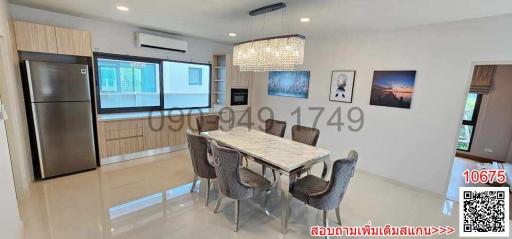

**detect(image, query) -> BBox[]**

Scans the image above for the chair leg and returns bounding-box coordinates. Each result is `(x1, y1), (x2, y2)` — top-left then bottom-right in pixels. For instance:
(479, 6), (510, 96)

(322, 210), (328, 227)
(205, 179), (211, 206)
(214, 193), (223, 213)
(190, 175), (198, 193)
(262, 165), (266, 176)
(272, 169), (276, 181)
(263, 189), (271, 216)
(335, 207), (342, 225)
(234, 200), (240, 232)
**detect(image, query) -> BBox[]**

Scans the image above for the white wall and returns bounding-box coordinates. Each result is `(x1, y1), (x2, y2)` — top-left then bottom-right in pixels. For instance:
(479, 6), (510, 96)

(0, 0), (22, 237)
(252, 14), (512, 195)
(9, 4), (232, 64)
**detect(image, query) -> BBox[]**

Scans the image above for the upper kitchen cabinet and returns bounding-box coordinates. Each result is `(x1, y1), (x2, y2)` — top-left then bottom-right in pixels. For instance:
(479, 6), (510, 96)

(227, 53), (250, 88)
(13, 21), (58, 54)
(55, 27), (92, 56)
(12, 21), (92, 57)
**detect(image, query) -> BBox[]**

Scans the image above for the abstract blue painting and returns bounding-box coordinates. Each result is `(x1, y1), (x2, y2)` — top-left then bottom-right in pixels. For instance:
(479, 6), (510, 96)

(268, 71), (310, 98)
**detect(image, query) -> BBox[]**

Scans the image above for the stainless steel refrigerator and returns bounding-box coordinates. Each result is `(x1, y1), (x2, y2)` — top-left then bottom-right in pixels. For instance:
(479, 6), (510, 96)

(26, 61), (96, 178)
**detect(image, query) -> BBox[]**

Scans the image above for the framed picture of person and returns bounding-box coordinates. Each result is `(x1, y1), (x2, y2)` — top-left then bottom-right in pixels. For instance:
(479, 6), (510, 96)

(329, 70), (356, 103)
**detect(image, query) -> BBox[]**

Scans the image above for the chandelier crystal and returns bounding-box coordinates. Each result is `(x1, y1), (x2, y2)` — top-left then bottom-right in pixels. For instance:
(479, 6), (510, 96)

(233, 34), (305, 72)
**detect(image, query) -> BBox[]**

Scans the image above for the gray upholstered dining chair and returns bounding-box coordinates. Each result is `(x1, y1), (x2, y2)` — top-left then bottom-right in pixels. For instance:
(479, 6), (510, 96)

(186, 131), (217, 206)
(196, 115), (219, 133)
(209, 140), (272, 232)
(261, 119), (287, 179)
(265, 119), (286, 137)
(292, 125), (320, 146)
(291, 125), (324, 178)
(291, 150), (358, 226)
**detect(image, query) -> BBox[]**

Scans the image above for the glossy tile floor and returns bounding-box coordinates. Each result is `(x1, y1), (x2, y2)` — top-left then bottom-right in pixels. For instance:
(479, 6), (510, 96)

(446, 157), (482, 202)
(19, 150), (461, 239)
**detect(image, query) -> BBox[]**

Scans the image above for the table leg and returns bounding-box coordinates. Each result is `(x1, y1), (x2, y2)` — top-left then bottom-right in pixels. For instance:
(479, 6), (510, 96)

(280, 172), (297, 234)
(280, 172), (290, 234)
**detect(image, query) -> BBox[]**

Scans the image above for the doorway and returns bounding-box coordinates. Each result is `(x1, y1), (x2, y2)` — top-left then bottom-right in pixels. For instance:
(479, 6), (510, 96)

(446, 64), (512, 201)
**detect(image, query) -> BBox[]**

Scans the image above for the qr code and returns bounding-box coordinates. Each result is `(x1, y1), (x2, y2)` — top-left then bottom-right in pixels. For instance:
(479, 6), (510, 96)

(459, 187), (509, 237)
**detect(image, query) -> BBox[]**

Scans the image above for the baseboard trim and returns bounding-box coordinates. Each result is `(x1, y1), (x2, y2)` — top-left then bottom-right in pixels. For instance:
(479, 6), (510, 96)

(100, 144), (188, 165)
(456, 152), (496, 163)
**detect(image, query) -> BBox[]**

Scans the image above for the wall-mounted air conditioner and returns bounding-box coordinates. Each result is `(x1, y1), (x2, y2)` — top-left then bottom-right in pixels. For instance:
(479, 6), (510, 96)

(135, 32), (188, 53)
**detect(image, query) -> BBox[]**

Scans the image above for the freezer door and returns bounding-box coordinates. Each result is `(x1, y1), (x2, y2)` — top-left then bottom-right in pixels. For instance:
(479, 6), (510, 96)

(32, 102), (96, 178)
(26, 61), (90, 102)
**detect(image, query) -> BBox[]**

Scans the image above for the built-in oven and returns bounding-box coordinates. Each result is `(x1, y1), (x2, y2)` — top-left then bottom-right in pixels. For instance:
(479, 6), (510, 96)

(230, 88), (248, 106)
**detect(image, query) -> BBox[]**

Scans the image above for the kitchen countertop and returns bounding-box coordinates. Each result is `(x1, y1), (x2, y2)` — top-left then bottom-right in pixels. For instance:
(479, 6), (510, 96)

(97, 106), (249, 121)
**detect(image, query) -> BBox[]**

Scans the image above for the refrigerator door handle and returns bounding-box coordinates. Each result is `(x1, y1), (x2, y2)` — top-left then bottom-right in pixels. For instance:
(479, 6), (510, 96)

(25, 61), (35, 101)
(31, 103), (46, 178)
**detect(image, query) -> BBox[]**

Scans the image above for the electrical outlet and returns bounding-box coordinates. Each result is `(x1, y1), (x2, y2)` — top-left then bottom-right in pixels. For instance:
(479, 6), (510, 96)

(484, 148), (494, 153)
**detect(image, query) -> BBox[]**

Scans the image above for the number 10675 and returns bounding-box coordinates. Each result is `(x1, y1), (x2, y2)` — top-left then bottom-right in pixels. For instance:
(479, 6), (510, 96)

(463, 169), (507, 184)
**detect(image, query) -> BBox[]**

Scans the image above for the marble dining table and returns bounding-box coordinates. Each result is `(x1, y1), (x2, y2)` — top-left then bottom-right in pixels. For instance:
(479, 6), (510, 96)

(201, 127), (331, 234)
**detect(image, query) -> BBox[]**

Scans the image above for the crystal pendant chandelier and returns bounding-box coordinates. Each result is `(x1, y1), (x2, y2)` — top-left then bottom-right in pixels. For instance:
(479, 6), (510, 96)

(233, 3), (305, 72)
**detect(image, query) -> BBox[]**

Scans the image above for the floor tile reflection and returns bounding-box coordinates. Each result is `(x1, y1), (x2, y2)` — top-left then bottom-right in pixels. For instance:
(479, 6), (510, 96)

(19, 149), (462, 239)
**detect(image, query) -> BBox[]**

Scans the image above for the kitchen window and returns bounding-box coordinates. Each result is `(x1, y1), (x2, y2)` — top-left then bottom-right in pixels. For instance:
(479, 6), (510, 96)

(457, 93), (482, 151)
(163, 61), (211, 109)
(94, 53), (211, 113)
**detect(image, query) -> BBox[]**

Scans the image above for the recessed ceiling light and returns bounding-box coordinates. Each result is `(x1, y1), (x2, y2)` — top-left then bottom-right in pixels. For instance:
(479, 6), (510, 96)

(228, 33), (237, 37)
(116, 5), (129, 11)
(300, 17), (310, 23)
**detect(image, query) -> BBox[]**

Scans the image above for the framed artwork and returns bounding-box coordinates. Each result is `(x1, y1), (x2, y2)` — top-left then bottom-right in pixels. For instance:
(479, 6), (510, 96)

(268, 71), (310, 98)
(369, 70), (416, 109)
(329, 70), (356, 103)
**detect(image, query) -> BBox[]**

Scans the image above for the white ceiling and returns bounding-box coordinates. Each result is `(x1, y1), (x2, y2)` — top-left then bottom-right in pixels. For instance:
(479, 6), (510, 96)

(9, 0), (512, 43)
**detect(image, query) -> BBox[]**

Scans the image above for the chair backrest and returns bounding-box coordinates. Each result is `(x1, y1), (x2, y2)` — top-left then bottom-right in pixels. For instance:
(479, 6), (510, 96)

(292, 125), (320, 146)
(186, 131), (216, 179)
(309, 150), (358, 210)
(265, 119), (286, 137)
(196, 115), (220, 133)
(209, 140), (254, 200)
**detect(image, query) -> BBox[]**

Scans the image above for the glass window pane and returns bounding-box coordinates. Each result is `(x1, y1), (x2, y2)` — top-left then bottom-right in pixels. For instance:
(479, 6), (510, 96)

(457, 125), (474, 151)
(97, 58), (160, 109)
(163, 61), (210, 109)
(188, 67), (202, 85)
(463, 93), (479, 121)
(99, 66), (117, 92)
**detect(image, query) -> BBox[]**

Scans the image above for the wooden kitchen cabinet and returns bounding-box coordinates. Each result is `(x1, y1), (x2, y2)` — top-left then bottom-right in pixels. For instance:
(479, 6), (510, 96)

(55, 26), (92, 56)
(168, 115), (197, 146)
(97, 113), (217, 164)
(143, 118), (169, 150)
(13, 21), (58, 53)
(99, 119), (144, 157)
(227, 54), (250, 88)
(12, 21), (92, 57)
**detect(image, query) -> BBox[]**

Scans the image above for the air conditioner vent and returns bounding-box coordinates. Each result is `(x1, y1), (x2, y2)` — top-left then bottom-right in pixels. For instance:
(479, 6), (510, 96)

(135, 32), (187, 53)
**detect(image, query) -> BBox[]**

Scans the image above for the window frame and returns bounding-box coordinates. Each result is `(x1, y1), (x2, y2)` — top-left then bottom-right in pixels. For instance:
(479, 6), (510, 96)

(458, 93), (483, 152)
(94, 52), (212, 114)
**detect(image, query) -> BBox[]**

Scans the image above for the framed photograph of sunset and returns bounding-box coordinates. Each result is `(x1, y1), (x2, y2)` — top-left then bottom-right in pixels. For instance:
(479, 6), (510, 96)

(369, 71), (416, 109)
